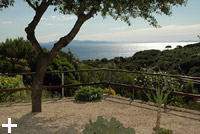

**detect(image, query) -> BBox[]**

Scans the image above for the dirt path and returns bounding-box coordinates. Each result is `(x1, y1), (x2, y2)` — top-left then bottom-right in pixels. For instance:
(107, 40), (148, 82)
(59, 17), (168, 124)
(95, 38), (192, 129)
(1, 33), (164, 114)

(0, 96), (200, 134)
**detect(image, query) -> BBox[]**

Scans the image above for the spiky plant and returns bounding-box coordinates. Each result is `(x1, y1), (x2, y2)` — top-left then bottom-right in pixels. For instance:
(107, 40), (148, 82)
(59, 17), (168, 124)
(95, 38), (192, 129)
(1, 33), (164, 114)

(83, 116), (135, 134)
(146, 89), (170, 128)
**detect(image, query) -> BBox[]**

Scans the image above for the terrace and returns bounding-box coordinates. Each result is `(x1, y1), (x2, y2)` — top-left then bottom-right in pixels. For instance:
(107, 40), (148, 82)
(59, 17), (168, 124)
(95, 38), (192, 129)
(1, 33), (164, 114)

(0, 68), (200, 134)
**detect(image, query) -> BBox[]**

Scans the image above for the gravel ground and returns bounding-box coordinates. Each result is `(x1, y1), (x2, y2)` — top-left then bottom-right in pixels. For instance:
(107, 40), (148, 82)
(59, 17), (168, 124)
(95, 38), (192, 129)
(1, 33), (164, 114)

(0, 96), (200, 134)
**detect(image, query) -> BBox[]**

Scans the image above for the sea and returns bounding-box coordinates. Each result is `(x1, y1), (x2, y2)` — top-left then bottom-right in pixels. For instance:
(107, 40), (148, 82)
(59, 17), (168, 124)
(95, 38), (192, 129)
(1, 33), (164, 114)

(64, 42), (198, 60)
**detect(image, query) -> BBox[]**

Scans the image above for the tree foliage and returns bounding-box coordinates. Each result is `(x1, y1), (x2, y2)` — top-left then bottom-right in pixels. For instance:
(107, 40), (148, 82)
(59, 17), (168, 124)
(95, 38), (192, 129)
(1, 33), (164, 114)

(0, 0), (14, 10)
(25, 0), (187, 27)
(0, 38), (35, 73)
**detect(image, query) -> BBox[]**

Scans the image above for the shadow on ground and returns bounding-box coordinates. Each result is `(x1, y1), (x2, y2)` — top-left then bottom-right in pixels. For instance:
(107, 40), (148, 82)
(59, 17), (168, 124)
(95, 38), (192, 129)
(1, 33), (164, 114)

(0, 112), (81, 134)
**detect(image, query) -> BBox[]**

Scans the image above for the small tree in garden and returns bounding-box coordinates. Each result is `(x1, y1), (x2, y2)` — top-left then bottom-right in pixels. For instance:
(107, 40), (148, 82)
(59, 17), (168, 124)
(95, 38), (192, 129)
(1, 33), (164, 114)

(2, 0), (187, 112)
(154, 89), (170, 128)
(146, 89), (171, 133)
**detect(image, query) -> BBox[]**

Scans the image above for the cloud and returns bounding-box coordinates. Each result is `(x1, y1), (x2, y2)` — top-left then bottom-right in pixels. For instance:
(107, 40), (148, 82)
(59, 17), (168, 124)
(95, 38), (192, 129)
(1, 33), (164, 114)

(39, 15), (76, 27)
(36, 24), (200, 42)
(37, 33), (65, 42)
(41, 17), (48, 21)
(0, 21), (12, 24)
(45, 23), (54, 26)
(111, 26), (128, 31)
(50, 15), (76, 21)
(76, 24), (200, 41)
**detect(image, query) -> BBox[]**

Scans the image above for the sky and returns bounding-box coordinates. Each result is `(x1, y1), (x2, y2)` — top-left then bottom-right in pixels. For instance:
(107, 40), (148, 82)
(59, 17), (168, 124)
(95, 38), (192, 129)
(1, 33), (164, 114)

(0, 0), (200, 43)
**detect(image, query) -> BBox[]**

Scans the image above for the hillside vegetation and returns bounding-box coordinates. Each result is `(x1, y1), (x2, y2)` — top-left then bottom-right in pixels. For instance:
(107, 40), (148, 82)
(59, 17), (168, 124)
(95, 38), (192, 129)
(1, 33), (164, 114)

(83, 42), (200, 77)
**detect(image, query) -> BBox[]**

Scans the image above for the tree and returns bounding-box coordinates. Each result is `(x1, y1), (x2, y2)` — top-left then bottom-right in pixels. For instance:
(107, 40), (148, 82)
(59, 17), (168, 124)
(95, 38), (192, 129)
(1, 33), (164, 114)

(0, 38), (36, 73)
(165, 45), (172, 49)
(145, 89), (171, 133)
(21, 0), (187, 112)
(0, 0), (14, 10)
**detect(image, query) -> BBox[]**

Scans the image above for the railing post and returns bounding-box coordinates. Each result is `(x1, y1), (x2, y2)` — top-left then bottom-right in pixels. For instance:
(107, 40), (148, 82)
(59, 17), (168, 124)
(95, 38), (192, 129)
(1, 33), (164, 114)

(88, 71), (90, 83)
(20, 75), (24, 102)
(109, 71), (111, 95)
(130, 73), (135, 104)
(61, 72), (65, 98)
(104, 70), (111, 100)
(164, 77), (168, 112)
(94, 71), (96, 83)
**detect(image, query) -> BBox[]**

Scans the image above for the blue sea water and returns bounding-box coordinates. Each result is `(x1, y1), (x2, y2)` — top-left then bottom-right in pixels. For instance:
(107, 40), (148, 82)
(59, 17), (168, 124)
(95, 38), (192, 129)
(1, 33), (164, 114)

(64, 42), (197, 60)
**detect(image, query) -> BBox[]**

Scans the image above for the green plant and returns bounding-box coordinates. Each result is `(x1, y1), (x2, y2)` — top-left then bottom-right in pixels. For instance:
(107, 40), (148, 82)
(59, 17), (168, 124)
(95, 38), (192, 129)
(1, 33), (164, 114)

(183, 80), (198, 102)
(74, 86), (103, 102)
(83, 116), (135, 134)
(153, 127), (173, 134)
(145, 89), (170, 128)
(104, 88), (117, 96)
(0, 75), (27, 102)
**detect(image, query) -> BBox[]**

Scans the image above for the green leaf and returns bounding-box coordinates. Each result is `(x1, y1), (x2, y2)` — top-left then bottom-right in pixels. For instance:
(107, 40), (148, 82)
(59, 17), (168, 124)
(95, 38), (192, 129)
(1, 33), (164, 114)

(82, 116), (135, 134)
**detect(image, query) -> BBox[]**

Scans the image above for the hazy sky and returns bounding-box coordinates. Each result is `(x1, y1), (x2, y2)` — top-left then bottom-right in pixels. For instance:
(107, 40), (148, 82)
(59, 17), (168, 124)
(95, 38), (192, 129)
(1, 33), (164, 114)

(0, 1), (200, 43)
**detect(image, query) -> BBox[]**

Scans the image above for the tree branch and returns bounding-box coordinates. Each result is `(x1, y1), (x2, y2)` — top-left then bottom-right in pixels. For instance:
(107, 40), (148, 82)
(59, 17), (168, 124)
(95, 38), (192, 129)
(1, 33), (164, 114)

(85, 8), (97, 20)
(85, 0), (101, 20)
(26, 0), (37, 11)
(25, 0), (50, 55)
(77, 0), (86, 16)
(49, 1), (99, 59)
(50, 15), (86, 59)
(49, 1), (86, 58)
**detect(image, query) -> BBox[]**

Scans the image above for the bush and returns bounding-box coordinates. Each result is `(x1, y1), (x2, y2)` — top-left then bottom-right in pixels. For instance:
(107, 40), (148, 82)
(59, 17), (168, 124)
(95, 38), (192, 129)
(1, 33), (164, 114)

(74, 86), (103, 101)
(0, 75), (26, 102)
(153, 127), (173, 134)
(83, 116), (135, 134)
(183, 81), (197, 102)
(104, 88), (116, 95)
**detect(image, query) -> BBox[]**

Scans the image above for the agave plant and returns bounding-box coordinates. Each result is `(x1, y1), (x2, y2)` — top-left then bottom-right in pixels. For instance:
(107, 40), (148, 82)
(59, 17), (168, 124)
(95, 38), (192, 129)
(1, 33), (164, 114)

(146, 89), (170, 128)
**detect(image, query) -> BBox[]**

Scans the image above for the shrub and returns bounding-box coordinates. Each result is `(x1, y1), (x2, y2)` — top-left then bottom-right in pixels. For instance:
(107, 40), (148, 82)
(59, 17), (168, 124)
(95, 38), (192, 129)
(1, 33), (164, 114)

(153, 127), (173, 134)
(183, 81), (197, 102)
(83, 116), (135, 134)
(104, 88), (117, 96)
(74, 86), (103, 101)
(0, 75), (26, 102)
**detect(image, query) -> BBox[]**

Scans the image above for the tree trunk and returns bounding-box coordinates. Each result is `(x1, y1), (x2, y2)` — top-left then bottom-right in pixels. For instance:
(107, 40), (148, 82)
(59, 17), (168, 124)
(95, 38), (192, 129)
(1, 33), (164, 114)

(24, 0), (97, 113)
(156, 107), (161, 128)
(32, 54), (50, 112)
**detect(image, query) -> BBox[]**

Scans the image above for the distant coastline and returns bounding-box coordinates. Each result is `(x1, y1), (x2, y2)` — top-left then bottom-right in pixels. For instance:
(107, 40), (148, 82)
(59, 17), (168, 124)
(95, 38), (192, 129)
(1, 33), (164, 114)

(41, 40), (199, 60)
(40, 40), (199, 45)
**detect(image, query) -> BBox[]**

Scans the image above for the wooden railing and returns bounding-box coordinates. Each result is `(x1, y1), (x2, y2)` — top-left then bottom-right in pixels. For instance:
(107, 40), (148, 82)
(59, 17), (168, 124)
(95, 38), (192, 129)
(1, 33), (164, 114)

(1, 68), (200, 108)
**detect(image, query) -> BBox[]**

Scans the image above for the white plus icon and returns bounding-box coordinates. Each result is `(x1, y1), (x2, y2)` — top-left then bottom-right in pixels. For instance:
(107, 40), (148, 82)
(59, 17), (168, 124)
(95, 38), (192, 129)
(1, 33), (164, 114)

(2, 118), (17, 133)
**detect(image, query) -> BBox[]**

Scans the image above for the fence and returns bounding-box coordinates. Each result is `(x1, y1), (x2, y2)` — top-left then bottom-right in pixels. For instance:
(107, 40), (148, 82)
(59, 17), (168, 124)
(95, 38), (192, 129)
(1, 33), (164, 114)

(0, 68), (200, 111)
